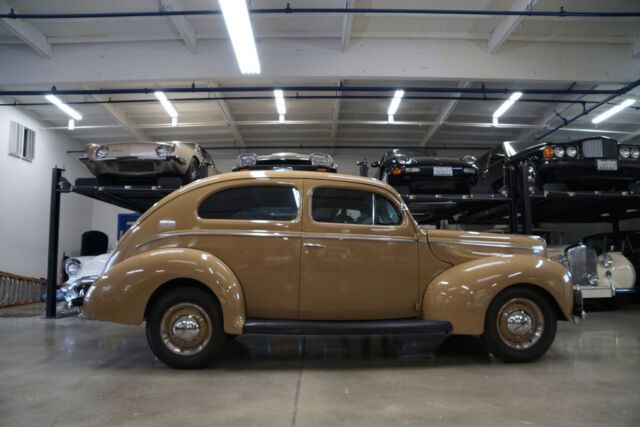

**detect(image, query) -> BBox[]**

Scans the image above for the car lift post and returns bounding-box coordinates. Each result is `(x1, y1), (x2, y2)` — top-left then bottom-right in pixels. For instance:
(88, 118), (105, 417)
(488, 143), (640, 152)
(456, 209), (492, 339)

(45, 167), (64, 318)
(506, 165), (519, 234)
(519, 162), (533, 235)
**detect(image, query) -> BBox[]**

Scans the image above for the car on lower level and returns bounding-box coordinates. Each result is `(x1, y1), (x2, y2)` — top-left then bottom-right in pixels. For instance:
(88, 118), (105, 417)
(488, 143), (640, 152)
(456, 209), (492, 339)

(80, 141), (220, 185)
(83, 171), (583, 368)
(583, 231), (640, 290)
(60, 253), (110, 311)
(371, 149), (479, 194)
(232, 152), (337, 172)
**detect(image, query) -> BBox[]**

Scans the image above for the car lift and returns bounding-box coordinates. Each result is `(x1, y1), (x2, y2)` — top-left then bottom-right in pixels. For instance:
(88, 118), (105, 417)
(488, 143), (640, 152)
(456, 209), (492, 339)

(45, 164), (640, 317)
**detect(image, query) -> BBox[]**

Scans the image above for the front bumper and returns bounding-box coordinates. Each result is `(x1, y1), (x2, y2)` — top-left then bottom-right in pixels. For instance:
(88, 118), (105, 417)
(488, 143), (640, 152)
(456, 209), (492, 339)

(537, 158), (640, 190)
(61, 276), (99, 310)
(80, 155), (187, 177)
(572, 286), (586, 323)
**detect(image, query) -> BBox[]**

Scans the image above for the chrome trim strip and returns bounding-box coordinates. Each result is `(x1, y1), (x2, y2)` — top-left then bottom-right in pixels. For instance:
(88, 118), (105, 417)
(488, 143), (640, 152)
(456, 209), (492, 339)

(137, 230), (417, 248)
(430, 239), (544, 252)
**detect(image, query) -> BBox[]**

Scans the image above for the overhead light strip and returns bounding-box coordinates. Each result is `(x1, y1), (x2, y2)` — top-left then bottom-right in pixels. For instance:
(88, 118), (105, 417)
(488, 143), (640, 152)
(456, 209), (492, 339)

(387, 90), (404, 122)
(274, 89), (286, 121)
(492, 91), (522, 125)
(219, 0), (261, 75)
(45, 94), (82, 121)
(154, 91), (179, 126)
(592, 99), (636, 124)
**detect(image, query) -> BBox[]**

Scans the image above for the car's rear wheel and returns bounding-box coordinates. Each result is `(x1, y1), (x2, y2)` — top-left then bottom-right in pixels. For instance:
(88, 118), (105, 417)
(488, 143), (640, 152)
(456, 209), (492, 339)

(183, 158), (199, 184)
(482, 286), (556, 363)
(146, 287), (226, 369)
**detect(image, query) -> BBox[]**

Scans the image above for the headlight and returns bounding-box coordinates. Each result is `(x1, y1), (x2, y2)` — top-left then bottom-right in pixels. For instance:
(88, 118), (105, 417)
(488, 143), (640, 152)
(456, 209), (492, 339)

(631, 147), (640, 159)
(599, 254), (614, 268)
(462, 155), (477, 165)
(566, 146), (578, 158)
(155, 143), (174, 157)
(396, 154), (411, 165)
(310, 153), (333, 167)
(236, 153), (257, 168)
(554, 146), (565, 158)
(95, 145), (109, 159)
(620, 147), (630, 158)
(64, 258), (81, 276)
(551, 255), (569, 269)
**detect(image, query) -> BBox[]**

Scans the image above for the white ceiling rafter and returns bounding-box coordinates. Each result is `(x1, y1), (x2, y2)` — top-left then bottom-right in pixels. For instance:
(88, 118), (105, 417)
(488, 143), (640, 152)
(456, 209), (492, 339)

(208, 83), (246, 149)
(488, 0), (540, 55)
(0, 0), (51, 58)
(420, 81), (471, 146)
(157, 0), (197, 53)
(340, 0), (357, 52)
(632, 35), (640, 58)
(81, 84), (148, 140)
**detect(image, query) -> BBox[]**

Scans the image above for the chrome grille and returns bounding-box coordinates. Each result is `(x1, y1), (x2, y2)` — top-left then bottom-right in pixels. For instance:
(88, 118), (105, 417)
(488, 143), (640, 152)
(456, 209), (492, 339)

(582, 138), (618, 159)
(565, 244), (597, 287)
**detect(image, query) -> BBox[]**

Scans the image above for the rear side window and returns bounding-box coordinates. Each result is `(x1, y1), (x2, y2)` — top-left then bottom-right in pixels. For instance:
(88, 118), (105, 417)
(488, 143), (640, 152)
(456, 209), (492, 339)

(312, 188), (402, 226)
(199, 186), (299, 221)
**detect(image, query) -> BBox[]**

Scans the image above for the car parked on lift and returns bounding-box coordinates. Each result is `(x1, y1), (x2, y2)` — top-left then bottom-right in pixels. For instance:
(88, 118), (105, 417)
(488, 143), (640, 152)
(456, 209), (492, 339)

(583, 231), (640, 288)
(80, 141), (220, 185)
(83, 170), (584, 369)
(371, 149), (479, 194)
(477, 137), (640, 193)
(232, 152), (337, 172)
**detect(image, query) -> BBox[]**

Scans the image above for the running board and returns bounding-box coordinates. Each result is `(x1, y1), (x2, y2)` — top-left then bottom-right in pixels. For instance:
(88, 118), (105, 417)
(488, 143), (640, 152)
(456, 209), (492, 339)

(243, 318), (452, 335)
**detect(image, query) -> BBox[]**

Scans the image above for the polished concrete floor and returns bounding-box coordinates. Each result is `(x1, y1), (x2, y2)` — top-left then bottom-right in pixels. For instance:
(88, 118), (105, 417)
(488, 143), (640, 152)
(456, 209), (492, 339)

(0, 303), (639, 427)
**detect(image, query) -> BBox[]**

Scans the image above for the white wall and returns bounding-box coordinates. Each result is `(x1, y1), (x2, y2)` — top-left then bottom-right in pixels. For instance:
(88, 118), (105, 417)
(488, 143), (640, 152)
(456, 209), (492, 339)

(90, 201), (134, 249)
(0, 106), (94, 279)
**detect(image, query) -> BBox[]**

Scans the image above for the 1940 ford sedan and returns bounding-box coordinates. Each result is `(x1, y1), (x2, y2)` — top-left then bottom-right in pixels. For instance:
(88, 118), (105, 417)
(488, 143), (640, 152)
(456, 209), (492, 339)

(83, 171), (583, 368)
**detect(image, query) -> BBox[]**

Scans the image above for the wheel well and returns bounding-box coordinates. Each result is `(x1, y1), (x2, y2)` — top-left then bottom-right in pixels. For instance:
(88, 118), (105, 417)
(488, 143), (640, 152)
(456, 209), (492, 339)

(144, 278), (219, 319)
(494, 283), (568, 321)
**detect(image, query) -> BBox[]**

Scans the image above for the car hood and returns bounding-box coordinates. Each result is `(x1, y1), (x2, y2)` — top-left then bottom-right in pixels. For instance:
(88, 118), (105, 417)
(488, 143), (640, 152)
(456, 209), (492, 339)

(426, 230), (546, 265)
(408, 156), (476, 168)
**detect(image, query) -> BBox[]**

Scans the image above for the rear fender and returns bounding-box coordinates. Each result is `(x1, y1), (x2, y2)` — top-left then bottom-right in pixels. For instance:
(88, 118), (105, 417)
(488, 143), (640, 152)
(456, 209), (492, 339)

(83, 248), (245, 334)
(421, 255), (573, 335)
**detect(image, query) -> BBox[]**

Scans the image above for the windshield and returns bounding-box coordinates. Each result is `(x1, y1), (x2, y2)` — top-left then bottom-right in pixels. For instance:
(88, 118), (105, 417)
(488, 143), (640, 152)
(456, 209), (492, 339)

(394, 149), (438, 157)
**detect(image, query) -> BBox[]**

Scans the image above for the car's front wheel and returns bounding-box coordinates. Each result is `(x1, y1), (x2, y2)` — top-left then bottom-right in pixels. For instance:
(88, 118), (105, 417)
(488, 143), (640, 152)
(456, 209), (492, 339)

(146, 287), (226, 369)
(482, 286), (556, 363)
(183, 158), (199, 184)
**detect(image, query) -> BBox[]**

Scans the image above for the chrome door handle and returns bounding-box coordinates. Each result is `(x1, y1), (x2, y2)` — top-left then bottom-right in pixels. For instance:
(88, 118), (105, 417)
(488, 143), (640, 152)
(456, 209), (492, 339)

(303, 242), (326, 248)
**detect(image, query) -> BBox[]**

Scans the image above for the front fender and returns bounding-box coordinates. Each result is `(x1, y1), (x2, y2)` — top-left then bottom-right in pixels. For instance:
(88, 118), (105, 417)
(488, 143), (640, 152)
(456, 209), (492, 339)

(421, 255), (573, 335)
(83, 248), (246, 334)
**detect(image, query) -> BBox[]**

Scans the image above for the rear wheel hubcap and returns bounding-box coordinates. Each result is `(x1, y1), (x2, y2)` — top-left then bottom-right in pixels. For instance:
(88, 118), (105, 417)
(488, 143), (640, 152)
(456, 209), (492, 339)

(160, 302), (212, 356)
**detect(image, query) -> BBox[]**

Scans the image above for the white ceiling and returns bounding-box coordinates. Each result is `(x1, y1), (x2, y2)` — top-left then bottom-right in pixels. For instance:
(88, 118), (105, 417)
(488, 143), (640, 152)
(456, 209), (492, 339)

(0, 0), (639, 155)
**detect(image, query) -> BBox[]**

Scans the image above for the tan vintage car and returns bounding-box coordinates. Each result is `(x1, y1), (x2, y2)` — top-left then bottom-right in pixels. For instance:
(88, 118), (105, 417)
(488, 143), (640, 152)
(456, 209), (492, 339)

(83, 171), (584, 368)
(80, 141), (220, 184)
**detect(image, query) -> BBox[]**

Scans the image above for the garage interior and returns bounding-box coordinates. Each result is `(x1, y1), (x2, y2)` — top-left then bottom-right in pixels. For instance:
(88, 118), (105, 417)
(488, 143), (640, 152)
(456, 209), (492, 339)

(1, 1), (640, 425)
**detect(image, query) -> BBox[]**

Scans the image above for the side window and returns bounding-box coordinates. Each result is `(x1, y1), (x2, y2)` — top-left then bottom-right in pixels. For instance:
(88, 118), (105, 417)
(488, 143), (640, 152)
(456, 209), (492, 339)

(198, 186), (299, 221)
(311, 188), (402, 226)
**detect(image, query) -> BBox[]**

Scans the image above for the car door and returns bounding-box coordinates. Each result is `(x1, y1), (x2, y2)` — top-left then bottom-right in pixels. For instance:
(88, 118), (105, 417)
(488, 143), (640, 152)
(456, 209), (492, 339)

(299, 179), (420, 320)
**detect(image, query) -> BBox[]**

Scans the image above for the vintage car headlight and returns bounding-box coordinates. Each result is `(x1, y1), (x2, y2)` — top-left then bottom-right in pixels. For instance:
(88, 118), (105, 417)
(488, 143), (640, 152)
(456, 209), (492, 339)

(396, 154), (411, 165)
(237, 153), (257, 168)
(95, 145), (109, 159)
(553, 146), (565, 158)
(631, 147), (640, 159)
(566, 146), (578, 158)
(598, 253), (614, 268)
(462, 155), (477, 165)
(155, 143), (174, 157)
(310, 153), (333, 167)
(64, 258), (81, 276)
(620, 147), (630, 158)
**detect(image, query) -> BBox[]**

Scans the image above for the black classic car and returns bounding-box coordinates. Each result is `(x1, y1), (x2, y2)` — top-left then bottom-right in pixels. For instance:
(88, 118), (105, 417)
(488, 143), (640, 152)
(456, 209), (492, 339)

(583, 231), (640, 287)
(478, 137), (640, 192)
(371, 149), (479, 194)
(232, 152), (337, 172)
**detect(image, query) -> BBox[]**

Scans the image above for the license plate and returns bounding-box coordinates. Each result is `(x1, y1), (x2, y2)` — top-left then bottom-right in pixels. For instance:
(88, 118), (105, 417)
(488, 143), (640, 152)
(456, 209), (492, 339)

(433, 166), (453, 176)
(273, 166), (293, 171)
(596, 160), (618, 171)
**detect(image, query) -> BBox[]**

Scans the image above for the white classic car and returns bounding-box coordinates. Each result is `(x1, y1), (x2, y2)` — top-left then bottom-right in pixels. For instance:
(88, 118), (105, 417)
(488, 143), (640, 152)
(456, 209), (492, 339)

(60, 253), (110, 311)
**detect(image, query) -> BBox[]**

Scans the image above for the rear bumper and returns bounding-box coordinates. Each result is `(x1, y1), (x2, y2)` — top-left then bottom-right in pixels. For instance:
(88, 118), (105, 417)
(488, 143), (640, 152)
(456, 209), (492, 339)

(388, 167), (478, 193)
(80, 156), (187, 177)
(232, 165), (337, 173)
(537, 159), (640, 190)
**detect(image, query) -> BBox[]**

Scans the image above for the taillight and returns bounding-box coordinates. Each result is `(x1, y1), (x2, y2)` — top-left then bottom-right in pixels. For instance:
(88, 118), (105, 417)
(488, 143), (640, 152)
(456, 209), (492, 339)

(316, 168), (327, 172)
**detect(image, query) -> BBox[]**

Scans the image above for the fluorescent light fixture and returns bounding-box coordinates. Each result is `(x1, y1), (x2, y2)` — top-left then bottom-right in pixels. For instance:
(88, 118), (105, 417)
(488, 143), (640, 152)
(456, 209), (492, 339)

(279, 114), (285, 123)
(274, 89), (286, 115)
(388, 114), (394, 123)
(592, 99), (636, 124)
(171, 117), (178, 127)
(492, 92), (523, 124)
(45, 95), (82, 120)
(154, 91), (178, 118)
(67, 119), (75, 130)
(219, 0), (261, 74)
(387, 90), (404, 116)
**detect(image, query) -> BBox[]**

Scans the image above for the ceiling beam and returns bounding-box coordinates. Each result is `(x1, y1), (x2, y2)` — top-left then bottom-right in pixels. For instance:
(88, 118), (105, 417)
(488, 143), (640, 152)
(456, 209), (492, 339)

(632, 35), (640, 58)
(420, 81), (470, 146)
(488, 0), (539, 55)
(157, 0), (196, 53)
(209, 83), (246, 148)
(340, 0), (357, 52)
(0, 0), (51, 58)
(82, 84), (148, 140)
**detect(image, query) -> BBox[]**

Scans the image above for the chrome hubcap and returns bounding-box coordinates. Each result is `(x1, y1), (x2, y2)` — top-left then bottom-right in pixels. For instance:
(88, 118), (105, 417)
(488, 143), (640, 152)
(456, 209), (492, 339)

(160, 303), (212, 356)
(497, 298), (544, 350)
